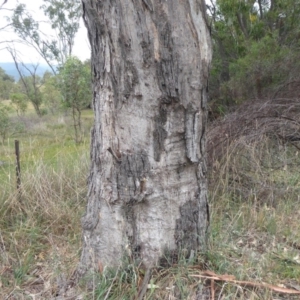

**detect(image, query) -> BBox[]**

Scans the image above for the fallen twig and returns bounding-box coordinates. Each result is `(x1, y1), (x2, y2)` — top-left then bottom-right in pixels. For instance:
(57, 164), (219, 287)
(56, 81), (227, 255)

(191, 270), (300, 296)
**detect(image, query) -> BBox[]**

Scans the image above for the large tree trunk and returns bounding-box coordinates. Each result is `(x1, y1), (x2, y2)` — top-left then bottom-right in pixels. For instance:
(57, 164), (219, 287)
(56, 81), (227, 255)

(78, 0), (211, 273)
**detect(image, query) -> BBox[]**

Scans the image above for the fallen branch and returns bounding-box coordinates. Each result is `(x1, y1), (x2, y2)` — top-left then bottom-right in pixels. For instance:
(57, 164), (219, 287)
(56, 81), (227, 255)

(191, 270), (300, 295)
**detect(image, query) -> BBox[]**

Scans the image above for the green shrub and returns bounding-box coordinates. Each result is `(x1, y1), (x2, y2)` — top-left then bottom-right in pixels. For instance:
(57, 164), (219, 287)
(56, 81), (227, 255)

(0, 104), (12, 143)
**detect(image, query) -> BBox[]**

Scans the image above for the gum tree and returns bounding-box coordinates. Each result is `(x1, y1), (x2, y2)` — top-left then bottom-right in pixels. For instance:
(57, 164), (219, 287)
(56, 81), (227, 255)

(58, 56), (91, 143)
(77, 0), (211, 275)
(0, 67), (14, 100)
(10, 0), (82, 72)
(8, 47), (44, 117)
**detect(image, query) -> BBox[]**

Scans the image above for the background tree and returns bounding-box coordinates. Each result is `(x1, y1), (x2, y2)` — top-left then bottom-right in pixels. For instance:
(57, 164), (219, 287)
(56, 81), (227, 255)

(8, 47), (44, 117)
(76, 0), (211, 277)
(58, 56), (91, 143)
(0, 103), (11, 143)
(4, 0), (84, 118)
(41, 71), (62, 115)
(41, 0), (81, 64)
(10, 0), (82, 72)
(10, 3), (57, 74)
(0, 0), (13, 35)
(207, 0), (300, 115)
(10, 92), (28, 116)
(0, 67), (14, 100)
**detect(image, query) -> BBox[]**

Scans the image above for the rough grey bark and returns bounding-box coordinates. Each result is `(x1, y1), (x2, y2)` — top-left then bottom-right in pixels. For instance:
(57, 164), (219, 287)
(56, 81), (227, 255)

(78, 0), (211, 274)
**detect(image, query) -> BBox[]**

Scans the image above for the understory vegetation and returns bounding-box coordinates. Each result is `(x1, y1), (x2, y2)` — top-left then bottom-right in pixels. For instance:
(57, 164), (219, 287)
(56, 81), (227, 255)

(1, 102), (300, 299)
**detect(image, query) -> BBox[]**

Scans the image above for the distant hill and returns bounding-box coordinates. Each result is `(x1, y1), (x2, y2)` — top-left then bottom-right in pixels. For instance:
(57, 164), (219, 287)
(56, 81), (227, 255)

(0, 62), (53, 81)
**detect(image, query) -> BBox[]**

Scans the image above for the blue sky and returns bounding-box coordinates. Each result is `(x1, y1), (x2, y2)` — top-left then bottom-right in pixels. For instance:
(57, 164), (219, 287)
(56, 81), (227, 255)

(0, 0), (90, 63)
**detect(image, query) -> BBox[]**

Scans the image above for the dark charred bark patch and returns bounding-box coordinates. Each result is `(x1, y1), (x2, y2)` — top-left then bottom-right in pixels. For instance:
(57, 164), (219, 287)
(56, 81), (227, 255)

(153, 106), (168, 161)
(119, 150), (151, 262)
(124, 61), (139, 99)
(159, 96), (180, 105)
(111, 59), (138, 107)
(155, 21), (180, 99)
(142, 0), (153, 12)
(156, 57), (179, 98)
(119, 33), (131, 51)
(116, 150), (150, 203)
(92, 27), (102, 80)
(81, 126), (100, 232)
(81, 204), (99, 231)
(81, 180), (100, 231)
(133, 1), (154, 67)
(123, 202), (143, 261)
(141, 40), (152, 67)
(123, 203), (136, 255)
(175, 199), (200, 251)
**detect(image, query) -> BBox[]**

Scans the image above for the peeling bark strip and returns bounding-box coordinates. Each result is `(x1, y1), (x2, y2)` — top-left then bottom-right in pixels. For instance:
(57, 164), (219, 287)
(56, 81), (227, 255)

(78, 0), (211, 275)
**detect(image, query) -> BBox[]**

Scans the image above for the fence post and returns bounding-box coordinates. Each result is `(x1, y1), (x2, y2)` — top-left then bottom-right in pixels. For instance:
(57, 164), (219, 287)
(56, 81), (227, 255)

(15, 140), (21, 197)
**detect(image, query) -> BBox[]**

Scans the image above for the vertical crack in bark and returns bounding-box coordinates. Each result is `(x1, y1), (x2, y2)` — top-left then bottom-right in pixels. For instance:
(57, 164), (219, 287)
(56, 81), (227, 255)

(156, 21), (179, 99)
(200, 88), (208, 158)
(133, 1), (154, 67)
(197, 158), (209, 239)
(153, 105), (168, 161)
(142, 0), (153, 12)
(117, 150), (151, 261)
(175, 199), (200, 252)
(141, 40), (152, 67)
(81, 126), (101, 232)
(124, 61), (139, 99)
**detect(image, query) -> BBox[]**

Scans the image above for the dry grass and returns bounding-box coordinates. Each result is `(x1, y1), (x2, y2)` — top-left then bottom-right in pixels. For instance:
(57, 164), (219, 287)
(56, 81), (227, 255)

(0, 111), (91, 299)
(1, 101), (300, 299)
(0, 158), (89, 299)
(205, 97), (300, 299)
(207, 97), (300, 166)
